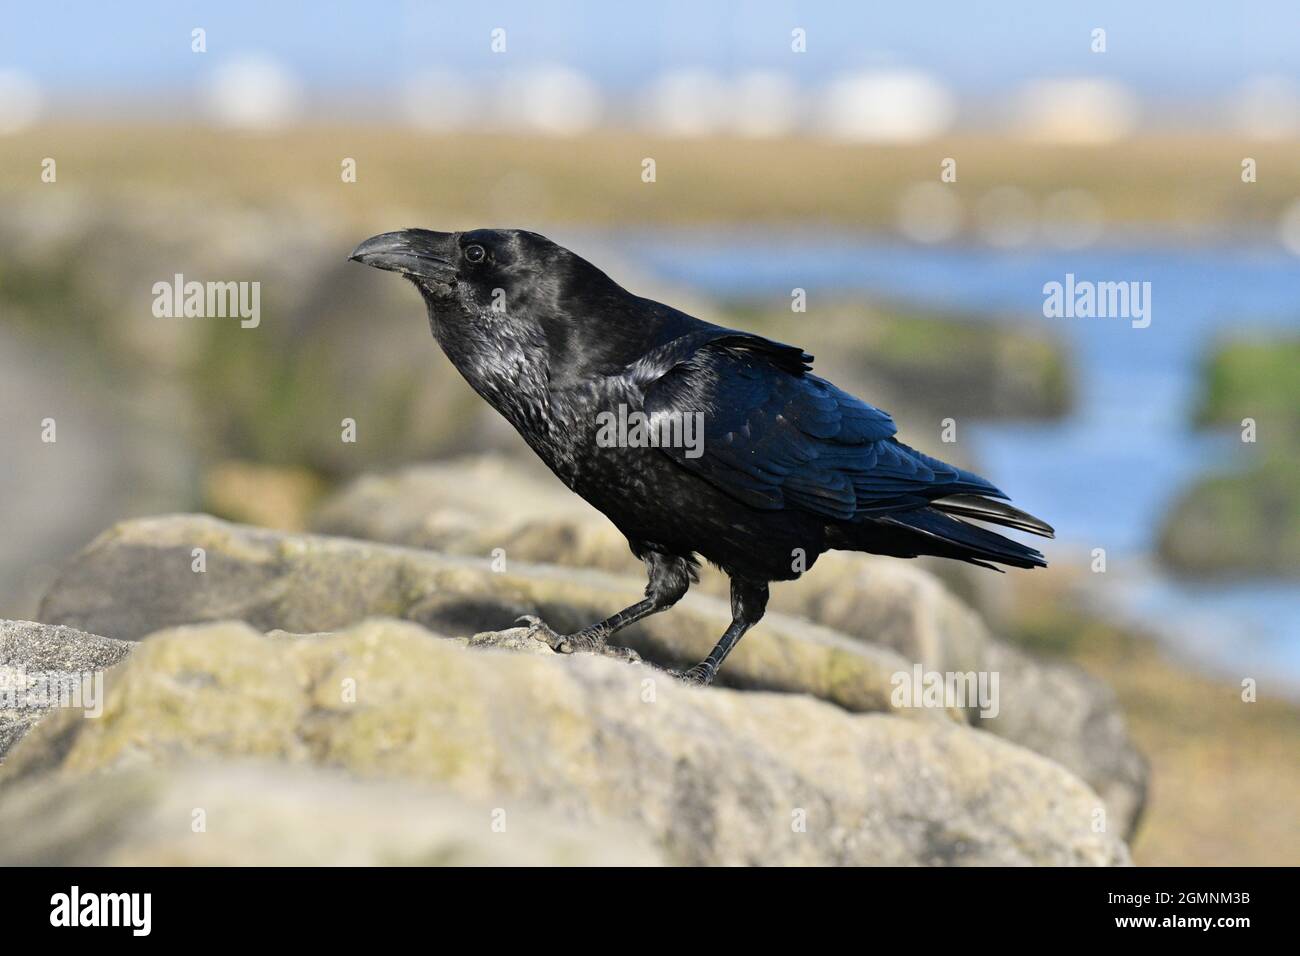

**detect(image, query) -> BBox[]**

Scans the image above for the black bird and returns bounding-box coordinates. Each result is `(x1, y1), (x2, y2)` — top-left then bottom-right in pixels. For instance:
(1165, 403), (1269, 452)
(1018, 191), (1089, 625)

(351, 228), (1054, 684)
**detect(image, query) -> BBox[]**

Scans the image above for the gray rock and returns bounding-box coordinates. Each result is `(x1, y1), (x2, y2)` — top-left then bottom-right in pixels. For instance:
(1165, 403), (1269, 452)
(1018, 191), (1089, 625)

(1, 618), (1130, 866)
(38, 514), (951, 724)
(313, 460), (1149, 836)
(0, 619), (133, 760)
(0, 760), (663, 866)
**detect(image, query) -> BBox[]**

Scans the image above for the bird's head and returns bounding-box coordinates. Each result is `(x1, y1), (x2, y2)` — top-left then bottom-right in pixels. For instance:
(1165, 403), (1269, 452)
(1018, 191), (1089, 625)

(350, 226), (638, 380)
(349, 226), (605, 316)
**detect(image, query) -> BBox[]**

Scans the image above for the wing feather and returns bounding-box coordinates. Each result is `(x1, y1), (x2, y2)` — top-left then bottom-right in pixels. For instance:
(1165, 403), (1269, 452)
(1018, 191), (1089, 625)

(641, 337), (1002, 520)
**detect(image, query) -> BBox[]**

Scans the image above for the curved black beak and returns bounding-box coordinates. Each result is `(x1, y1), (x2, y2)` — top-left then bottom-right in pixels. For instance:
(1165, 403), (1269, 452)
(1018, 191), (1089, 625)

(349, 229), (458, 282)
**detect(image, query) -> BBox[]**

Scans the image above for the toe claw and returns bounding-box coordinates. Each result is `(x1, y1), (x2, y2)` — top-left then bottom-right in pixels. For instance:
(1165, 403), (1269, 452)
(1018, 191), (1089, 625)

(677, 664), (714, 686)
(515, 615), (564, 649)
(601, 645), (641, 663)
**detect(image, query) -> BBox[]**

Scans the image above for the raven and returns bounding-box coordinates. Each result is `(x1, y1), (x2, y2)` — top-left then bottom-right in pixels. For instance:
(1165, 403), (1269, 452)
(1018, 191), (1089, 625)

(351, 228), (1053, 684)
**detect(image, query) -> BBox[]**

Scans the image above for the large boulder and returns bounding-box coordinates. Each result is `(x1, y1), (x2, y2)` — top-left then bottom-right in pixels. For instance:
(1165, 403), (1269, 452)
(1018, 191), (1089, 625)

(0, 760), (662, 866)
(313, 459), (1148, 835)
(0, 620), (132, 760)
(37, 514), (951, 723)
(1158, 456), (1300, 579)
(1, 618), (1129, 866)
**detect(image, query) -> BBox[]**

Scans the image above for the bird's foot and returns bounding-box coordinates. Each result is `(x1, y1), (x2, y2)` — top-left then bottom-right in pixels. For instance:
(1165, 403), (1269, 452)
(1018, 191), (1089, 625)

(598, 645), (642, 664)
(515, 614), (596, 653)
(676, 662), (716, 686)
(514, 616), (640, 663)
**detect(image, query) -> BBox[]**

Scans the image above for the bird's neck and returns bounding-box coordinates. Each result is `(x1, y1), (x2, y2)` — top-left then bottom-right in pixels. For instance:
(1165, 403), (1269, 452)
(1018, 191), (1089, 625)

(426, 303), (564, 443)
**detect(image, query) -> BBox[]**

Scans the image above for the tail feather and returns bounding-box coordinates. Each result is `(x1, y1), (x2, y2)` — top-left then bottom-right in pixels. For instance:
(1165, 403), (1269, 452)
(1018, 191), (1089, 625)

(878, 507), (1048, 571)
(931, 493), (1055, 538)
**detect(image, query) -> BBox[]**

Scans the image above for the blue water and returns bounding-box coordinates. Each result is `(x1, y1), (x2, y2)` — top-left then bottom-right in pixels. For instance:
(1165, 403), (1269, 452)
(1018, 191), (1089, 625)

(604, 230), (1300, 688)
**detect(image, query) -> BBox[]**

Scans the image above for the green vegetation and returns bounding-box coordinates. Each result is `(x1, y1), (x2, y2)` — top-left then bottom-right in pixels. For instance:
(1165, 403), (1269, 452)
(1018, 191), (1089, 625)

(1160, 335), (1300, 579)
(1196, 337), (1300, 437)
(1159, 458), (1300, 578)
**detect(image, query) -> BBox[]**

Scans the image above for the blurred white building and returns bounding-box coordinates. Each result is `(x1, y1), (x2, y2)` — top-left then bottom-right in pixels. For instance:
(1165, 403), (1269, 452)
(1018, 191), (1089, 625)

(494, 66), (603, 136)
(1232, 75), (1300, 140)
(1013, 78), (1139, 144)
(822, 69), (955, 142)
(0, 68), (42, 135)
(204, 56), (302, 129)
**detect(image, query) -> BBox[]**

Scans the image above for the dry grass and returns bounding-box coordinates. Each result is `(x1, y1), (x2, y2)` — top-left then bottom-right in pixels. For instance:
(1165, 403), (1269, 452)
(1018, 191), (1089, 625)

(1082, 636), (1300, 867)
(1006, 570), (1300, 867)
(2, 125), (1296, 232)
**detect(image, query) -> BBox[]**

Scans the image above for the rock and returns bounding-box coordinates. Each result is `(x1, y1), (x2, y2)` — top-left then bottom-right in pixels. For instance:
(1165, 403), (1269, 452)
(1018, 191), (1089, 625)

(1159, 334), (1300, 579)
(0, 620), (133, 760)
(201, 460), (327, 532)
(468, 625), (579, 656)
(0, 761), (662, 866)
(0, 325), (192, 621)
(312, 454), (589, 552)
(714, 302), (1072, 421)
(855, 307), (1072, 421)
(1, 619), (1129, 866)
(1158, 456), (1300, 579)
(312, 460), (1149, 837)
(1194, 335), (1300, 436)
(737, 553), (1150, 835)
(38, 514), (947, 723)
(979, 642), (1146, 833)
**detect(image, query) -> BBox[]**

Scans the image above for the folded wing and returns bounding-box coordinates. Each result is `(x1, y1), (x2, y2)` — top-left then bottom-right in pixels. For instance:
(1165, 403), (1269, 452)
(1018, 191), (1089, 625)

(641, 334), (1006, 520)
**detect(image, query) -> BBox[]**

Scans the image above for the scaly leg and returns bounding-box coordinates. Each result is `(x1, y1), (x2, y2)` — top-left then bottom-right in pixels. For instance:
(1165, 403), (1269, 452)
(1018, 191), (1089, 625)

(679, 578), (769, 686)
(519, 551), (692, 658)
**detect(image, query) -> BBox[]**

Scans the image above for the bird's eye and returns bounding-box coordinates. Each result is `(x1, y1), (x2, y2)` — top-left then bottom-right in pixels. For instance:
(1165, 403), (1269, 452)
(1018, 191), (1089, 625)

(464, 244), (486, 263)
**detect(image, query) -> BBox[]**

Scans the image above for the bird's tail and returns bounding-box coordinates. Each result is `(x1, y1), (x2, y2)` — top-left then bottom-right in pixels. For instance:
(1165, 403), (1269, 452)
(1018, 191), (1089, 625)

(931, 493), (1056, 538)
(874, 502), (1051, 571)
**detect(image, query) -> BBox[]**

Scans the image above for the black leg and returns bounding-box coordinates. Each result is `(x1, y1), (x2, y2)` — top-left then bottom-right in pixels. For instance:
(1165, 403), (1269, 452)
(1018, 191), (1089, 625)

(519, 551), (692, 656)
(680, 578), (769, 685)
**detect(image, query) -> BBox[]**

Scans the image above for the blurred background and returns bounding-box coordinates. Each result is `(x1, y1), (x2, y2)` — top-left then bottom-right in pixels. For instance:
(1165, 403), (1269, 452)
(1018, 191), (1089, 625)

(1, 1), (1297, 863)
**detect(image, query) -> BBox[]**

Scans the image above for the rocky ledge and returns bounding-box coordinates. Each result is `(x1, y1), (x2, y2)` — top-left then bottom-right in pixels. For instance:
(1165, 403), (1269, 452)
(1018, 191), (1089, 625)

(313, 458), (1148, 834)
(0, 464), (1146, 865)
(1, 617), (1127, 866)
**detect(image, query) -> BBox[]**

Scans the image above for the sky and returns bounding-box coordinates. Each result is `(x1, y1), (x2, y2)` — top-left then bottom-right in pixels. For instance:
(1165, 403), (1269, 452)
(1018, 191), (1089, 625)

(1, 0), (1295, 98)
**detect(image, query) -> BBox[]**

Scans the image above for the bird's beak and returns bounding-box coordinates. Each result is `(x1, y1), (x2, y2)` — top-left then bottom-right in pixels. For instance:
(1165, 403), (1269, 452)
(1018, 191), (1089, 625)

(349, 229), (458, 282)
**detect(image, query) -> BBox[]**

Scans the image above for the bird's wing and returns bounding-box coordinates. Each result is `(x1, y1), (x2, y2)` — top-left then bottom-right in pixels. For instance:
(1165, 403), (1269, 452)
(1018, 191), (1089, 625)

(639, 334), (1005, 519)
